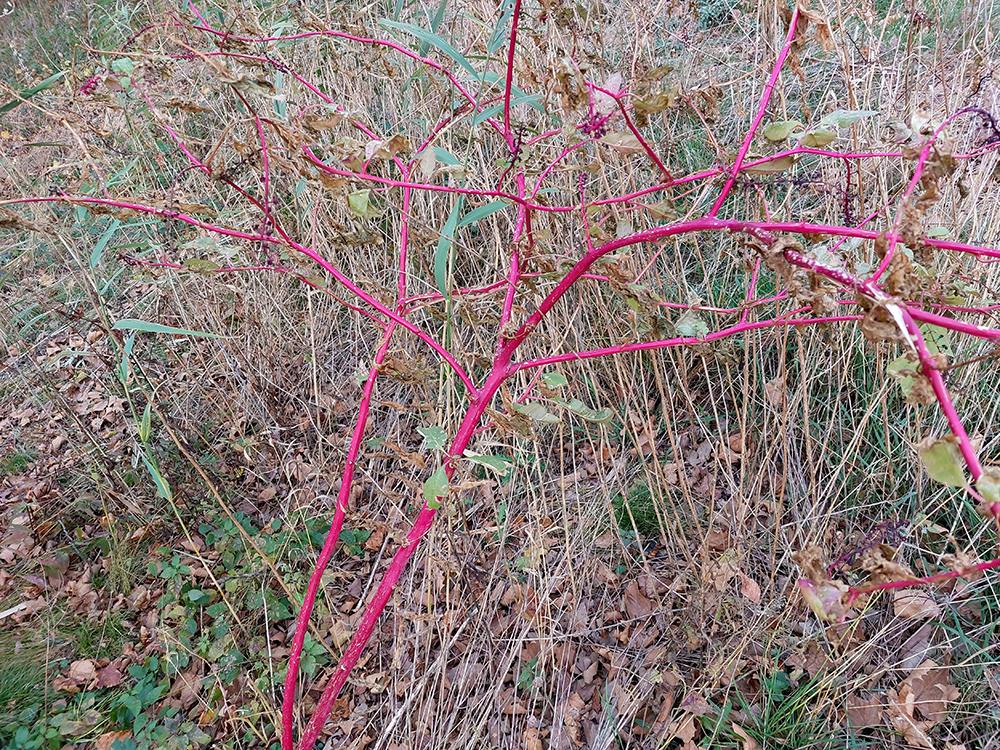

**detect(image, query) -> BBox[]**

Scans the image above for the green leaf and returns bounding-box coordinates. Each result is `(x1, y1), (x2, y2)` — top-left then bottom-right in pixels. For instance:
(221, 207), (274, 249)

(472, 71), (545, 112)
(917, 437), (966, 488)
(434, 196), (464, 298)
(800, 128), (837, 148)
(512, 402), (561, 423)
(457, 200), (507, 228)
(347, 189), (371, 217)
(139, 402), (152, 443)
(919, 323), (953, 358)
(141, 454), (173, 501)
(113, 319), (220, 338)
(744, 154), (796, 174)
(433, 146), (461, 166)
(417, 425), (448, 451)
(0, 70), (66, 115)
(540, 372), (568, 389)
(819, 109), (878, 128)
(887, 354), (920, 398)
(977, 470), (1000, 504)
(555, 397), (614, 423)
(762, 120), (803, 141)
(675, 311), (709, 338)
(111, 57), (135, 75)
(422, 466), (449, 509)
(472, 93), (541, 126)
(183, 258), (221, 273)
(90, 217), (122, 268)
(463, 450), (512, 476)
(926, 226), (949, 239)
(379, 19), (477, 77)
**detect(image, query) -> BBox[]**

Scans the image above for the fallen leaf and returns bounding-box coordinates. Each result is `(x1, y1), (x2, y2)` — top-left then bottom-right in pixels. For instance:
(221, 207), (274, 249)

(95, 731), (132, 750)
(893, 588), (941, 619)
(764, 376), (786, 407)
(69, 659), (96, 685)
(563, 692), (586, 746)
(523, 727), (543, 750)
(732, 723), (759, 750)
(667, 714), (697, 742)
(886, 659), (960, 747)
(846, 692), (884, 728)
(95, 664), (123, 688)
(624, 579), (656, 618)
(739, 571), (762, 603)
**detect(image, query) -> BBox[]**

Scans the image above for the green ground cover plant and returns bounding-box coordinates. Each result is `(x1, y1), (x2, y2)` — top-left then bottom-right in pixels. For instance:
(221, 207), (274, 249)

(1, 0), (999, 749)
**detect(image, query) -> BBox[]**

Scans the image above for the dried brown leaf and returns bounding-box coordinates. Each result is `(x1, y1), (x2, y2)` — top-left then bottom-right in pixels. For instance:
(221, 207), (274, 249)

(846, 692), (884, 728)
(624, 579), (656, 618)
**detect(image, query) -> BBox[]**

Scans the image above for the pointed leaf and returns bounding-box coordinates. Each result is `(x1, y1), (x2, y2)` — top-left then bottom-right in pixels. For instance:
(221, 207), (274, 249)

(417, 425), (448, 451)
(463, 451), (512, 476)
(113, 319), (219, 338)
(512, 402), (561, 423)
(0, 70), (66, 115)
(434, 196), (464, 297)
(89, 218), (122, 268)
(819, 109), (878, 128)
(744, 154), (796, 174)
(555, 397), (614, 423)
(379, 19), (477, 77)
(457, 200), (507, 228)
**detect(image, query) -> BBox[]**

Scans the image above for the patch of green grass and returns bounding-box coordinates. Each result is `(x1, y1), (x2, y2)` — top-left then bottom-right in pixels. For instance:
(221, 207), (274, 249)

(0, 644), (48, 747)
(612, 480), (662, 536)
(1, 449), (36, 476)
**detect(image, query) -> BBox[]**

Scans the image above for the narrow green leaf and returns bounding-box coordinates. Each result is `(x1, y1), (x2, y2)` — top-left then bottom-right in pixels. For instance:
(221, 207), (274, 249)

(379, 19), (477, 77)
(457, 200), (507, 228)
(141, 454), (173, 501)
(417, 425), (448, 451)
(139, 402), (152, 443)
(0, 71), (66, 115)
(819, 109), (878, 128)
(473, 71), (544, 112)
(463, 450), (512, 476)
(434, 196), (464, 298)
(433, 147), (461, 166)
(917, 437), (966, 488)
(555, 397), (614, 423)
(113, 319), (220, 338)
(472, 93), (541, 126)
(90, 218), (122, 269)
(512, 402), (561, 424)
(423, 466), (449, 509)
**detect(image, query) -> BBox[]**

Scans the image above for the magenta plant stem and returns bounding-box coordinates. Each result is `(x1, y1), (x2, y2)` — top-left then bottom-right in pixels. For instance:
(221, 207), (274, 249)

(502, 0), (523, 142)
(708, 3), (801, 216)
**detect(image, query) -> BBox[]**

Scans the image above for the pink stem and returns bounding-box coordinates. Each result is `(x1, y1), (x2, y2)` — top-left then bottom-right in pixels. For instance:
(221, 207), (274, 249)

(708, 3), (801, 217)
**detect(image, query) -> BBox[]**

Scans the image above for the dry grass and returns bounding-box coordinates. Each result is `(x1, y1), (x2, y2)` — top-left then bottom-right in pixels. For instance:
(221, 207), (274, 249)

(2, 0), (1000, 748)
